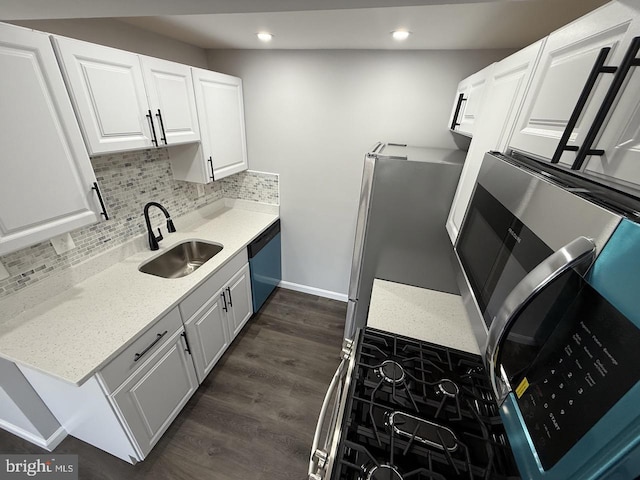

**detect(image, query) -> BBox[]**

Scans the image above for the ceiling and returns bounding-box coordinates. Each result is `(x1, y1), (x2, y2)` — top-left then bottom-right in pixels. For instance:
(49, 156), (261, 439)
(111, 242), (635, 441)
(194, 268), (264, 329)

(3, 0), (610, 50)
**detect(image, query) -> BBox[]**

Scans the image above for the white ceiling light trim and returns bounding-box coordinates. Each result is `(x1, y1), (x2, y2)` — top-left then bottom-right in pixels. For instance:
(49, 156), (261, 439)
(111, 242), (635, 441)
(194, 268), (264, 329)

(391, 30), (411, 41)
(257, 32), (273, 42)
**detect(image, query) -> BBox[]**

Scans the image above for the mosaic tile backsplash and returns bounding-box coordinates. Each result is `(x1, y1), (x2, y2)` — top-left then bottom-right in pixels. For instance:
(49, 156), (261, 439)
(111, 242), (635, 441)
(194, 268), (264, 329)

(0, 148), (278, 301)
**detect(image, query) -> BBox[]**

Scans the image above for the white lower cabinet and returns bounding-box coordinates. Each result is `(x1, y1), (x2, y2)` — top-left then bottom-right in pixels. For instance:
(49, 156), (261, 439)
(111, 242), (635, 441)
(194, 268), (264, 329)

(181, 253), (253, 383)
(225, 264), (253, 340)
(18, 307), (196, 463)
(109, 328), (198, 458)
(17, 250), (256, 463)
(183, 290), (229, 383)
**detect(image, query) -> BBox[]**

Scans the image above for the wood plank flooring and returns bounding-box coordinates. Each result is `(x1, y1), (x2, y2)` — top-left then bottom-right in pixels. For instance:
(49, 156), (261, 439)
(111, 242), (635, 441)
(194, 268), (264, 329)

(0, 288), (346, 480)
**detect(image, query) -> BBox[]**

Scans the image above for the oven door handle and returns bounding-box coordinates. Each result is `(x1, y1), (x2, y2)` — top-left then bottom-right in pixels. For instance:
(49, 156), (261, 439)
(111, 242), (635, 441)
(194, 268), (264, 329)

(485, 236), (596, 405)
(308, 356), (348, 478)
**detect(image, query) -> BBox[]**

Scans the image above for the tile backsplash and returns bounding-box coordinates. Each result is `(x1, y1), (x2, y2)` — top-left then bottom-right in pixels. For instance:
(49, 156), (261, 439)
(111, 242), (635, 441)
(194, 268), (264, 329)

(0, 148), (278, 301)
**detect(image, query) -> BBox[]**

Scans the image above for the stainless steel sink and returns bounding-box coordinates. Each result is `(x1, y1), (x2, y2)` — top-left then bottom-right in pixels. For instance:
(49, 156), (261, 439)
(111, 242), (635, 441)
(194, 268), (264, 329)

(139, 240), (223, 279)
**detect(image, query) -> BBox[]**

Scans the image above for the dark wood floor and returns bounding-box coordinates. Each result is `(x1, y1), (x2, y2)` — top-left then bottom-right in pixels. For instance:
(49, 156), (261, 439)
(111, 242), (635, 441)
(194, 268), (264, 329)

(0, 288), (346, 480)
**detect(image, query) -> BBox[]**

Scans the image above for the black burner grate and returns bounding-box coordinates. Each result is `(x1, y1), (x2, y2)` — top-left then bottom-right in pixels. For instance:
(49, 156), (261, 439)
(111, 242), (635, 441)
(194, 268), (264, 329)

(332, 328), (520, 480)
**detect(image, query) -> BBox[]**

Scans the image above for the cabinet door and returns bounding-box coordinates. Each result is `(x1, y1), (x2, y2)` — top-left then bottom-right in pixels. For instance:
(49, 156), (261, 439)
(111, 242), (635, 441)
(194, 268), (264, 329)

(446, 40), (544, 242)
(192, 68), (248, 180)
(111, 328), (197, 458)
(225, 263), (253, 340)
(0, 24), (101, 256)
(184, 291), (229, 383)
(448, 85), (468, 132)
(140, 56), (200, 146)
(581, 48), (640, 194)
(509, 2), (640, 165)
(450, 65), (493, 137)
(53, 36), (154, 155)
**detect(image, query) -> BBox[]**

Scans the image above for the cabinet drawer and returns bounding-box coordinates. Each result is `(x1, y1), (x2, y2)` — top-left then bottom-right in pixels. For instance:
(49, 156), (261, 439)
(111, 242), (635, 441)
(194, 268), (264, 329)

(99, 307), (183, 393)
(179, 249), (248, 321)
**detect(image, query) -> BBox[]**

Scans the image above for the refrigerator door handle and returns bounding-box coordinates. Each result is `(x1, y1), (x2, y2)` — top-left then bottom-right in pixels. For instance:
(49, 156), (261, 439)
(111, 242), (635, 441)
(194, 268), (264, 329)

(344, 300), (357, 339)
(370, 142), (384, 155)
(347, 152), (377, 302)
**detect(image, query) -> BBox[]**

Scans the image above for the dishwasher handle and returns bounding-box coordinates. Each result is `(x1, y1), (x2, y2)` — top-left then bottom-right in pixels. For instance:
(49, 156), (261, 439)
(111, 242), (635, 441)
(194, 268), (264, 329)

(248, 219), (281, 258)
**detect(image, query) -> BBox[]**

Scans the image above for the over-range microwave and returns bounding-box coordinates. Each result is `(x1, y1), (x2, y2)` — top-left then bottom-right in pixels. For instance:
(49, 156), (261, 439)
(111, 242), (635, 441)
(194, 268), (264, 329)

(454, 151), (640, 479)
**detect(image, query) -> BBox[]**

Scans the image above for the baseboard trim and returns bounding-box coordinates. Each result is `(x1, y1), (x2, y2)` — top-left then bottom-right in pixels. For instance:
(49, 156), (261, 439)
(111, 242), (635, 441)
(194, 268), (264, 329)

(279, 281), (348, 302)
(44, 426), (67, 451)
(0, 420), (66, 451)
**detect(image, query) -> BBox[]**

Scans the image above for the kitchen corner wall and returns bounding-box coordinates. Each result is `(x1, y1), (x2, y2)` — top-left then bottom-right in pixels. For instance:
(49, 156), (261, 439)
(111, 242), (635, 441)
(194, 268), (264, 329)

(208, 49), (514, 298)
(11, 18), (208, 68)
(0, 149), (278, 302)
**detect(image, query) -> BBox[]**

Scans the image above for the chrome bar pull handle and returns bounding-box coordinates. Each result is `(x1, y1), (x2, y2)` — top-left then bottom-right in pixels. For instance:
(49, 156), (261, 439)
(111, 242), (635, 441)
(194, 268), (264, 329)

(485, 236), (596, 404)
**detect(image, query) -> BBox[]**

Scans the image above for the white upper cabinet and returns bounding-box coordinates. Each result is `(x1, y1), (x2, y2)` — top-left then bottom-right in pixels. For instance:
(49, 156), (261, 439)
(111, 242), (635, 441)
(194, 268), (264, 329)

(170, 69), (248, 183)
(580, 37), (640, 194)
(140, 56), (200, 146)
(447, 40), (545, 243)
(53, 36), (155, 155)
(509, 2), (640, 168)
(449, 65), (493, 137)
(195, 70), (248, 180)
(0, 24), (102, 256)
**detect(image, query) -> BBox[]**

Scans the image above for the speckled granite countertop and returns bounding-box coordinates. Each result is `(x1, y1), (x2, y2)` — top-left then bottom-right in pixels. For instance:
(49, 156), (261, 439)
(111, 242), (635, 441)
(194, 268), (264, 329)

(0, 204), (278, 385)
(367, 279), (481, 355)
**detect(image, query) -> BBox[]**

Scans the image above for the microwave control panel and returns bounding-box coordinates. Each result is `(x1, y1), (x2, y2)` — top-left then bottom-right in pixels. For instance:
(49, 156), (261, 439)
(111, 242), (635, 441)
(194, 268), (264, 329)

(515, 283), (640, 469)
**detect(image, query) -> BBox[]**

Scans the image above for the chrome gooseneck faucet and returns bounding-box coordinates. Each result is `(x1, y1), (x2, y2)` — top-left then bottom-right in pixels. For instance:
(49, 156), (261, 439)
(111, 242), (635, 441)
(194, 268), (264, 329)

(143, 202), (176, 251)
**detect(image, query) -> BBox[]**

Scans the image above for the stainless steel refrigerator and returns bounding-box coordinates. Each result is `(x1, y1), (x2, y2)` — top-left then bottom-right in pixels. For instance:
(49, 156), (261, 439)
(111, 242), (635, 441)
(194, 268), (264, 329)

(345, 142), (465, 339)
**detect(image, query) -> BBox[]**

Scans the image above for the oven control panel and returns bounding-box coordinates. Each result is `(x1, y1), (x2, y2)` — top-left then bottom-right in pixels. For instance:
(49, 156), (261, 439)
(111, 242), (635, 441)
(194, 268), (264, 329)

(515, 283), (640, 469)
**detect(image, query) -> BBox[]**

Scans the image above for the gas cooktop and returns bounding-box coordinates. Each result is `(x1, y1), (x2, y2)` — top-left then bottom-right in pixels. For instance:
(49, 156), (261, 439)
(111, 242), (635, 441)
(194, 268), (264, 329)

(332, 328), (520, 480)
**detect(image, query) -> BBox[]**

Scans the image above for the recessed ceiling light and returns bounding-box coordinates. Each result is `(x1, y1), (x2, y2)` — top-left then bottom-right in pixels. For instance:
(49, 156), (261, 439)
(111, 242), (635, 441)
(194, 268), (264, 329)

(257, 32), (273, 42)
(392, 30), (411, 41)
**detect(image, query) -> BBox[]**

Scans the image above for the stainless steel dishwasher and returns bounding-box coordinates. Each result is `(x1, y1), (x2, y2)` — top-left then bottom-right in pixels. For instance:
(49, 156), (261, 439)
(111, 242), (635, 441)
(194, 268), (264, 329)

(247, 219), (281, 312)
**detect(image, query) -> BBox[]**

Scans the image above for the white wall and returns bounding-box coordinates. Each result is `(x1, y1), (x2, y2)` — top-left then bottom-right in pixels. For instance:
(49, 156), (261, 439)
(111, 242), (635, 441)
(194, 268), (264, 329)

(11, 18), (208, 67)
(208, 49), (513, 298)
(0, 357), (63, 449)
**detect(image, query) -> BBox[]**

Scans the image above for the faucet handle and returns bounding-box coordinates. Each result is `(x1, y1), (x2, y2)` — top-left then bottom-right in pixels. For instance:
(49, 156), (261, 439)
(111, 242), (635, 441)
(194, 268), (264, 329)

(155, 228), (164, 242)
